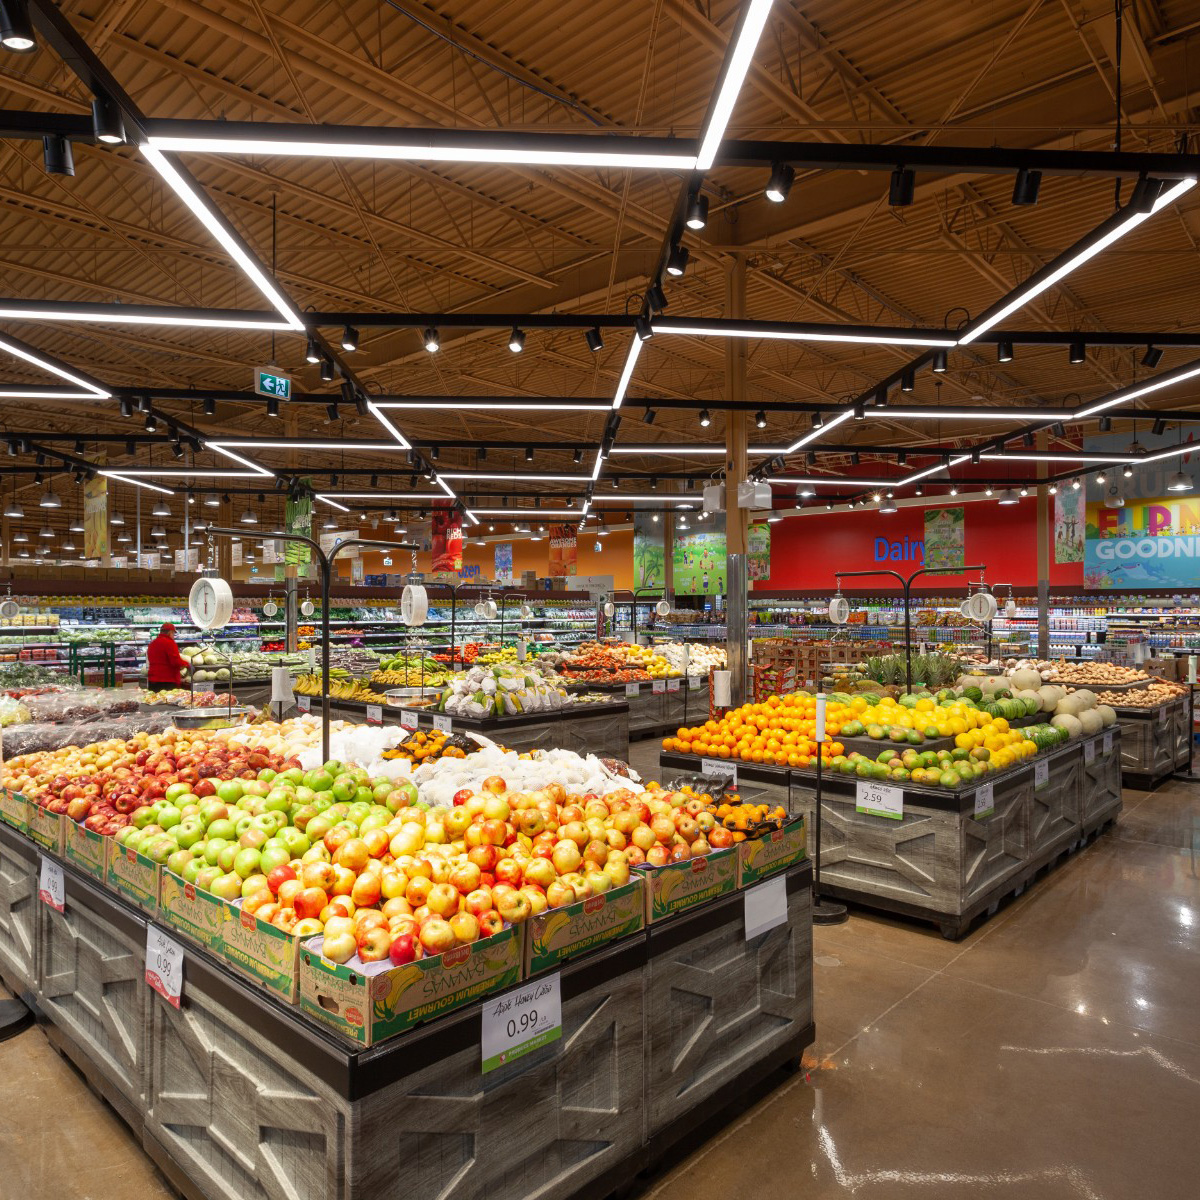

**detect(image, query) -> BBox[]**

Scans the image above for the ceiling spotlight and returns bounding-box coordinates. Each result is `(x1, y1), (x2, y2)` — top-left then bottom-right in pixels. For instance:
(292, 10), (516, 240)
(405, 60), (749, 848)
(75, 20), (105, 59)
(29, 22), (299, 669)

(508, 326), (525, 353)
(634, 315), (654, 341)
(765, 163), (794, 203)
(984, 486), (994, 497)
(1096, 470), (1107, 484)
(1142, 345), (1164, 368)
(305, 336), (320, 364)
(755, 410), (767, 429)
(998, 488), (1020, 505)
(266, 396), (279, 418)
(685, 193), (708, 230)
(1011, 168), (1042, 206)
(38, 487), (60, 509)
(1069, 341), (1085, 365)
(1098, 416), (1112, 433)
(319, 358), (334, 382)
(340, 325), (359, 352)
(42, 135), (74, 177)
(1168, 470), (1193, 492)
(1048, 483), (1058, 494)
(949, 485), (958, 496)
(355, 392), (369, 417)
(1019, 486), (1029, 496)
(423, 326), (439, 353)
(879, 497), (898, 513)
(203, 398), (215, 417)
(1052, 421), (1066, 437)
(326, 402), (340, 421)
(900, 368), (915, 393)
(1123, 463), (1135, 478)
(145, 415), (157, 433)
(573, 449), (583, 463)
(997, 340), (1013, 363)
(853, 403), (865, 421)
(651, 512), (659, 523)
(171, 442), (185, 459)
(151, 497), (170, 518)
(585, 327), (604, 352)
(647, 283), (668, 314)
(698, 408), (711, 428)
(525, 447), (534, 462)
(642, 408), (656, 425)
(0, 0), (36, 51)
(239, 508), (258, 524)
(1152, 417), (1166, 436)
(932, 350), (948, 373)
(888, 166), (915, 207)
(1072, 478), (1081, 490)
(666, 244), (689, 277)
(369, 473), (379, 488)
(204, 494), (220, 508)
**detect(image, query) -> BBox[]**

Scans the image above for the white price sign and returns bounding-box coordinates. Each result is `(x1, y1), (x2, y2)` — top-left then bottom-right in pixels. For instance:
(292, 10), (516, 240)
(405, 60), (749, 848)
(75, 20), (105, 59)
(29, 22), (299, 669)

(1158, 706), (1168, 723)
(1083, 739), (1096, 765)
(1103, 731), (1113, 754)
(38, 854), (64, 911)
(482, 973), (562, 1073)
(744, 876), (788, 940)
(652, 679), (666, 694)
(667, 678), (681, 692)
(366, 704), (383, 726)
(399, 709), (419, 731)
(855, 780), (903, 820)
(700, 757), (738, 786)
(433, 714), (452, 734)
(625, 682), (640, 698)
(688, 675), (702, 691)
(1034, 760), (1049, 789)
(973, 782), (994, 819)
(145, 924), (184, 1008)
(297, 695), (311, 712)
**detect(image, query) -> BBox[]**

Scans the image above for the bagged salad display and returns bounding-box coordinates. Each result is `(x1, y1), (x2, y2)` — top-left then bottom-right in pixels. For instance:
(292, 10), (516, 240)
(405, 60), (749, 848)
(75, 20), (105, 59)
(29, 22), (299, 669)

(436, 665), (575, 718)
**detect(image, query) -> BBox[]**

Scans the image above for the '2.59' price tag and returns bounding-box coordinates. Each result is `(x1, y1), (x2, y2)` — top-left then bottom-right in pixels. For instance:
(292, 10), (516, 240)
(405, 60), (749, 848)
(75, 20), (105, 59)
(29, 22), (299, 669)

(38, 854), (64, 911)
(855, 780), (903, 820)
(482, 972), (561, 1073)
(145, 924), (185, 1008)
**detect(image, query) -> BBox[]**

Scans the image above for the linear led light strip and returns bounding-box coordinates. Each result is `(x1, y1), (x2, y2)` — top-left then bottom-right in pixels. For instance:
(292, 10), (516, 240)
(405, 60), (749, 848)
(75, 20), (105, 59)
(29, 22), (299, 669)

(438, 473), (593, 482)
(141, 146), (304, 331)
(882, 408), (1070, 421)
(656, 322), (957, 348)
(317, 492), (453, 500)
(981, 452), (1133, 464)
(101, 472), (174, 495)
(607, 445), (791, 456)
(212, 441), (401, 451)
(765, 477), (906, 488)
(472, 509), (584, 517)
(610, 338), (644, 411)
(0, 333), (110, 398)
(100, 468), (265, 479)
(785, 408), (854, 454)
(590, 496), (697, 505)
(367, 401), (413, 451)
(1074, 359), (1200, 418)
(0, 305), (289, 332)
(899, 454), (972, 486)
(958, 178), (1196, 344)
(204, 444), (275, 476)
(379, 401), (610, 412)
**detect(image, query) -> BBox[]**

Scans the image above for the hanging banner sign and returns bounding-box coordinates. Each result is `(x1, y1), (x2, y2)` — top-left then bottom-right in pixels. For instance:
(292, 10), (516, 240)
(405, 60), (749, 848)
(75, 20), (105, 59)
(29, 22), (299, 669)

(432, 509), (463, 573)
(923, 507), (965, 570)
(1085, 496), (1200, 588)
(494, 543), (513, 585)
(84, 474), (108, 560)
(549, 524), (577, 578)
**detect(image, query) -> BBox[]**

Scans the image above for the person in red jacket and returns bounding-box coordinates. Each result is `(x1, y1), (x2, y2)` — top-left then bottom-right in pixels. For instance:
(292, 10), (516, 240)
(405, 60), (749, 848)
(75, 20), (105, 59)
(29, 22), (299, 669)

(146, 623), (188, 692)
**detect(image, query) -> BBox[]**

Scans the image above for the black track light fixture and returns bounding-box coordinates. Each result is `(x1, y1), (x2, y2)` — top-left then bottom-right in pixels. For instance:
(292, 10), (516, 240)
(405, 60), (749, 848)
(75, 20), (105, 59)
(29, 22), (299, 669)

(118, 397), (132, 418)
(971, 448), (981, 465)
(932, 349), (948, 373)
(266, 397), (279, 418)
(573, 450), (582, 464)
(124, 439), (135, 456)
(171, 442), (184, 459)
(1098, 416), (1112, 432)
(666, 244), (689, 277)
(508, 326), (525, 353)
(422, 327), (439, 353)
(900, 367), (915, 393)
(642, 408), (656, 425)
(685, 192), (708, 230)
(1, 0), (36, 51)
(585, 326), (604, 353)
(369, 473), (379, 488)
(997, 340), (1013, 363)
(144, 415), (157, 433)
(889, 166), (915, 207)
(355, 392), (369, 417)
(203, 397), (215, 417)
(91, 95), (126, 144)
(1153, 417), (1166, 436)
(477, 447), (487, 461)
(1069, 341), (1085, 365)
(326, 402), (339, 421)
(647, 284), (668, 314)
(525, 447), (534, 462)
(341, 325), (359, 352)
(305, 335), (320, 364)
(319, 358), (334, 382)
(698, 408), (712, 428)
(1142, 345), (1163, 368)
(1052, 421), (1066, 437)
(42, 135), (74, 177)
(765, 163), (794, 203)
(1011, 168), (1042, 206)
(755, 410), (767, 429)
(634, 315), (653, 341)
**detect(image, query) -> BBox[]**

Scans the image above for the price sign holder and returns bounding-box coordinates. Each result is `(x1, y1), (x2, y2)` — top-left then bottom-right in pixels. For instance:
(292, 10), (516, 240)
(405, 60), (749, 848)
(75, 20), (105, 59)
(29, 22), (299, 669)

(700, 758), (737, 787)
(399, 709), (419, 731)
(854, 780), (903, 820)
(1083, 739), (1096, 765)
(973, 782), (994, 820)
(688, 676), (701, 691)
(651, 679), (666, 694)
(667, 678), (681, 692)
(482, 973), (562, 1073)
(433, 714), (452, 735)
(744, 876), (788, 940)
(1034, 760), (1049, 789)
(38, 855), (64, 911)
(366, 704), (383, 726)
(297, 695), (311, 713)
(1103, 731), (1113, 754)
(145, 924), (185, 1008)
(1158, 706), (1168, 724)
(625, 682), (640, 698)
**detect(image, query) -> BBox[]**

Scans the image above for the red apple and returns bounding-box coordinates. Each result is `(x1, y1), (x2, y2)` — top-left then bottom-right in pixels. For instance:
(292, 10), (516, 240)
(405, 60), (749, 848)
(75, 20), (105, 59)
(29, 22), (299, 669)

(388, 933), (418, 965)
(294, 886), (329, 921)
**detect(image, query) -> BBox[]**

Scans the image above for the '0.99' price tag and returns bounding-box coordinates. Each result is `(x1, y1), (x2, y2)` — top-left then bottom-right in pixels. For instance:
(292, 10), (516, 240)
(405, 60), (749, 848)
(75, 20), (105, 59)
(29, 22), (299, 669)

(145, 924), (185, 1008)
(38, 854), (64, 912)
(296, 695), (311, 712)
(482, 973), (562, 1073)
(365, 704), (383, 726)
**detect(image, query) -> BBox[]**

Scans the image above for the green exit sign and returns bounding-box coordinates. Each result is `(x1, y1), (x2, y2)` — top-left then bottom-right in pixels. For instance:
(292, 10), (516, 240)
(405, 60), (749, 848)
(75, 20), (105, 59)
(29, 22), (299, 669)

(255, 369), (291, 399)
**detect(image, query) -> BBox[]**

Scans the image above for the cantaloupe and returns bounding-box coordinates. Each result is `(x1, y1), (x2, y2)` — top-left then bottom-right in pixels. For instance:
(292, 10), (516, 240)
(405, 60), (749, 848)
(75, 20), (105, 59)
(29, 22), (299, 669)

(1096, 704), (1117, 727)
(1079, 708), (1104, 736)
(1037, 684), (1064, 711)
(1051, 713), (1083, 738)
(1010, 667), (1042, 692)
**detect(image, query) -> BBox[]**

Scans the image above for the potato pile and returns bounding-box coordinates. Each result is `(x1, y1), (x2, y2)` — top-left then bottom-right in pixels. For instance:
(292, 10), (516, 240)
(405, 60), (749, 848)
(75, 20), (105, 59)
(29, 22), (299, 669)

(1093, 681), (1184, 708)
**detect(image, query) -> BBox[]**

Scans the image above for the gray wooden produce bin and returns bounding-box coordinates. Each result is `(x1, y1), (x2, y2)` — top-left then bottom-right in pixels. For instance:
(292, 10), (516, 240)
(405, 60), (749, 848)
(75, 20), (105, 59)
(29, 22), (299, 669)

(0, 820), (37, 994)
(330, 698), (631, 759)
(1115, 698), (1187, 788)
(1, 828), (813, 1200)
(1080, 730), (1123, 833)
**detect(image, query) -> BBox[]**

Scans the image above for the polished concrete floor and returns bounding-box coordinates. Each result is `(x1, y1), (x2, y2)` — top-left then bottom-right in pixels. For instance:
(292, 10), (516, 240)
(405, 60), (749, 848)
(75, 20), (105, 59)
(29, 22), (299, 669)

(2, 747), (1198, 1199)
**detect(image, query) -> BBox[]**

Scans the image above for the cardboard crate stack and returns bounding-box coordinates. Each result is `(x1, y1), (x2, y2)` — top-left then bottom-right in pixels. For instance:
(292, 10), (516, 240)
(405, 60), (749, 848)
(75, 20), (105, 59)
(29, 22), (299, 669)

(751, 638), (889, 692)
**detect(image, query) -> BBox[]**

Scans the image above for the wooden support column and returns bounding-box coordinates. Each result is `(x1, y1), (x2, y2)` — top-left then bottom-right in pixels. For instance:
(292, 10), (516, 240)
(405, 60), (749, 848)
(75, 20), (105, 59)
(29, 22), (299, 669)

(725, 256), (748, 705)
(1036, 430), (1050, 655)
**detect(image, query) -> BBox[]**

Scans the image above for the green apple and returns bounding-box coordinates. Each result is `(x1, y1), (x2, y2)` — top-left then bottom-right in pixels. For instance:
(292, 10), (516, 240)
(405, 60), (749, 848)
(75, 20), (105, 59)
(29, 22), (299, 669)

(216, 780), (244, 804)
(360, 810), (390, 834)
(132, 806), (158, 830)
(293, 785), (315, 805)
(259, 840), (291, 875)
(209, 872), (243, 901)
(291, 803), (318, 830)
(280, 768), (304, 786)
(241, 874), (269, 899)
(195, 865), (222, 892)
(166, 849), (194, 876)
(156, 804), (182, 831)
(312, 792), (334, 812)
(234, 814), (255, 837)
(279, 827), (310, 858)
(217, 843), (239, 872)
(145, 836), (175, 865)
(164, 782), (192, 804)
(322, 760), (343, 777)
(372, 781), (393, 804)
(353, 786), (374, 807)
(207, 817), (236, 842)
(203, 837), (228, 866)
(331, 777), (357, 803)
(174, 818), (205, 849)
(233, 847), (262, 879)
(257, 767), (277, 783)
(303, 770), (333, 793)
(181, 857), (205, 884)
(306, 815), (333, 842)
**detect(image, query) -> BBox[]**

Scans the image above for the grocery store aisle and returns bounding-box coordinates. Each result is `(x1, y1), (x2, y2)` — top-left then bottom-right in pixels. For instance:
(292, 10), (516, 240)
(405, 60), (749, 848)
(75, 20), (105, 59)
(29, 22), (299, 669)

(1, 761), (1198, 1200)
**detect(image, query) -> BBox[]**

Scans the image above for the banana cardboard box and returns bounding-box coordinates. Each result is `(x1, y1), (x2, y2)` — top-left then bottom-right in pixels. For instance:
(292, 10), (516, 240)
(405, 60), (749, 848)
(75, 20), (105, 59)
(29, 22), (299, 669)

(635, 846), (737, 923)
(735, 816), (806, 888)
(25, 803), (64, 855)
(64, 818), (108, 881)
(159, 868), (225, 953)
(524, 876), (644, 976)
(0, 788), (29, 833)
(298, 925), (522, 1046)
(220, 899), (301, 1002)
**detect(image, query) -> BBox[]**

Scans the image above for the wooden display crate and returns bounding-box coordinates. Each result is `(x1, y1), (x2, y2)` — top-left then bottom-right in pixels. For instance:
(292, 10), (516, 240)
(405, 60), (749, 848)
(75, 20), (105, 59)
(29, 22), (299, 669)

(1115, 698), (1185, 787)
(1029, 740), (1083, 861)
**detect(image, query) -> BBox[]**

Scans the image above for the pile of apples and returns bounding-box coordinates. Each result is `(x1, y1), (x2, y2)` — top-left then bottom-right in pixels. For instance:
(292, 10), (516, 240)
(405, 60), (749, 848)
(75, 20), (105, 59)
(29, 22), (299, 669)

(2, 729), (291, 836)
